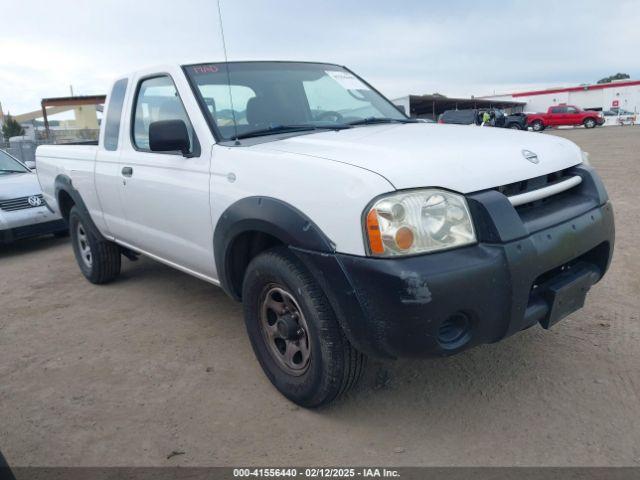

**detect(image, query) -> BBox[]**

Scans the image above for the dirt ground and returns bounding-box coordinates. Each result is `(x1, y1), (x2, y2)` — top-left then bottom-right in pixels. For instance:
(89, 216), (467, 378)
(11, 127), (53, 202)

(1, 126), (639, 467)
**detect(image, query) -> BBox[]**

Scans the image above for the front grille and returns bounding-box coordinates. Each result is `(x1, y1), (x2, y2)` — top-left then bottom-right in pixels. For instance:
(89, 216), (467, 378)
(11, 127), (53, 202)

(495, 169), (578, 211)
(0, 194), (44, 212)
(495, 169), (572, 198)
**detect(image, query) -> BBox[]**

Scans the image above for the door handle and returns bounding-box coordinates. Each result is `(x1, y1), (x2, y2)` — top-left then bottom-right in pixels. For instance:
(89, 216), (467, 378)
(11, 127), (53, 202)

(121, 166), (133, 177)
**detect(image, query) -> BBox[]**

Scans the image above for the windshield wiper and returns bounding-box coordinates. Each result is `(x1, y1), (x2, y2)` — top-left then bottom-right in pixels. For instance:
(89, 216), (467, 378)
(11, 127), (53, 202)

(234, 124), (350, 140)
(347, 117), (418, 126)
(0, 169), (27, 173)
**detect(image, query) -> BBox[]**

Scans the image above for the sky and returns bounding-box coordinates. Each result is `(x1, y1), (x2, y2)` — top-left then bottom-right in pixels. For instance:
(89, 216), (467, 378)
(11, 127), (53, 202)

(1, 0), (639, 115)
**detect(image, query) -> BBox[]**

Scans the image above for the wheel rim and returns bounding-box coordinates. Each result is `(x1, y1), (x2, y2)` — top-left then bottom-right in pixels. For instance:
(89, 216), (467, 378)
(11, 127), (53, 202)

(586, 119), (595, 127)
(259, 285), (311, 376)
(76, 222), (92, 268)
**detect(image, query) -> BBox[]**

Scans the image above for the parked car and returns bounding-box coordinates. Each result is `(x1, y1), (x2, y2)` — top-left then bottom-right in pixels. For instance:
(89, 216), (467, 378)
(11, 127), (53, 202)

(37, 61), (614, 407)
(0, 149), (67, 244)
(438, 109), (479, 125)
(502, 112), (529, 130)
(603, 108), (637, 126)
(526, 105), (604, 131)
(438, 109), (527, 129)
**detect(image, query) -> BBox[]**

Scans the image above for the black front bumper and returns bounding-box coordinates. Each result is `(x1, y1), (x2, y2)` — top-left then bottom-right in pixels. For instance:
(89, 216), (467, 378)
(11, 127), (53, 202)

(0, 219), (67, 244)
(294, 165), (614, 359)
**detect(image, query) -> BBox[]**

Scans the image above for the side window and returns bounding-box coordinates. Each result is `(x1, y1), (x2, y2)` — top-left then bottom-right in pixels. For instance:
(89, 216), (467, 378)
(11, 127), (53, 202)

(550, 107), (562, 114)
(104, 78), (128, 151)
(566, 106), (578, 113)
(132, 76), (196, 154)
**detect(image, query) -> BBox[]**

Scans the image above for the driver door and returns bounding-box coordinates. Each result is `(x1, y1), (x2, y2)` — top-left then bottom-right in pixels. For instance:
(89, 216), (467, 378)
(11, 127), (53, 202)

(565, 106), (581, 125)
(118, 74), (215, 278)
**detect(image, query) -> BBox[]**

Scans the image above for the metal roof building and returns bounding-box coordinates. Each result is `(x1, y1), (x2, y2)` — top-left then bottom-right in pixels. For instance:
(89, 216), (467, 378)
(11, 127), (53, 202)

(480, 79), (640, 114)
(392, 94), (525, 120)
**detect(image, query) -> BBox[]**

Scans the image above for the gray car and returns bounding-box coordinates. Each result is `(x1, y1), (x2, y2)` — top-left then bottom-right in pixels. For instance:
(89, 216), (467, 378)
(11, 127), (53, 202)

(0, 149), (67, 244)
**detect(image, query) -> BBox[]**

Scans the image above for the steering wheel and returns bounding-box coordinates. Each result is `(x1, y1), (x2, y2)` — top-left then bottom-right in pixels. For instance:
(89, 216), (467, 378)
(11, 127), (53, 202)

(315, 111), (344, 123)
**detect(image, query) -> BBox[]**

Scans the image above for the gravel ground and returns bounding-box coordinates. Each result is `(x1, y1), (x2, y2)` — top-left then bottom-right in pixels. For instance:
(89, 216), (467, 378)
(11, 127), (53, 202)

(0, 126), (639, 467)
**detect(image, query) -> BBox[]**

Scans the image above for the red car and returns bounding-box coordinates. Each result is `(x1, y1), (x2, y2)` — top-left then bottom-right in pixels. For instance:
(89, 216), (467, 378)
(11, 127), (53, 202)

(527, 104), (604, 131)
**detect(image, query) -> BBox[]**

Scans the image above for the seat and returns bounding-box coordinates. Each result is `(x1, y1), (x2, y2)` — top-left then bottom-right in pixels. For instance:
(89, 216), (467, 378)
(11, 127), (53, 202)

(246, 96), (278, 127)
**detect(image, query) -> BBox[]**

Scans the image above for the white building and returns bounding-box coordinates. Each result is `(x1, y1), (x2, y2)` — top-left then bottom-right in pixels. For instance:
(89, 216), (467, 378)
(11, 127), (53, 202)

(481, 79), (640, 115)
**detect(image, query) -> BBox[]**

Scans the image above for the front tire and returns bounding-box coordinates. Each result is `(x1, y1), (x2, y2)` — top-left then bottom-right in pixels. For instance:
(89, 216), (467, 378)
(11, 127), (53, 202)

(531, 120), (545, 132)
(584, 118), (596, 129)
(69, 206), (121, 284)
(242, 247), (365, 407)
(508, 123), (522, 130)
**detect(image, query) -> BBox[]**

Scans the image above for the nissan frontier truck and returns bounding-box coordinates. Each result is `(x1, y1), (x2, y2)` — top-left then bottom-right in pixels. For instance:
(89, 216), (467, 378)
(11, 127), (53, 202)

(36, 61), (615, 407)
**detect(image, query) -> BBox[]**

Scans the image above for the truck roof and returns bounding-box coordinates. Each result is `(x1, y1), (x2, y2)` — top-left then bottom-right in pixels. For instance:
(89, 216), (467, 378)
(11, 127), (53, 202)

(120, 59), (344, 78)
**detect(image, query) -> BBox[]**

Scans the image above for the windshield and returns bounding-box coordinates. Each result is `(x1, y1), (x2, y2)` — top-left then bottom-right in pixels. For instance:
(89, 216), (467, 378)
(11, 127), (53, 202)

(184, 62), (408, 141)
(0, 150), (29, 174)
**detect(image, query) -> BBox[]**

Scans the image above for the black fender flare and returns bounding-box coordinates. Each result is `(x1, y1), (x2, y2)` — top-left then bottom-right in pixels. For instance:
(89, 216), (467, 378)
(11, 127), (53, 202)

(54, 175), (85, 214)
(213, 196), (335, 299)
(54, 174), (102, 235)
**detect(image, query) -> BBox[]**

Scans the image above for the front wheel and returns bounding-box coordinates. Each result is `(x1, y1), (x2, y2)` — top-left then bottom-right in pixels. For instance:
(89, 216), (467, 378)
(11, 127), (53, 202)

(508, 123), (522, 130)
(69, 206), (121, 284)
(584, 118), (596, 129)
(242, 247), (365, 407)
(531, 120), (545, 132)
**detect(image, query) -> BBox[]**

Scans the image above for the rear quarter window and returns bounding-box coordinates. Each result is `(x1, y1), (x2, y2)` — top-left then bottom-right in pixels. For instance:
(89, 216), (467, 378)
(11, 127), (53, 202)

(104, 78), (128, 151)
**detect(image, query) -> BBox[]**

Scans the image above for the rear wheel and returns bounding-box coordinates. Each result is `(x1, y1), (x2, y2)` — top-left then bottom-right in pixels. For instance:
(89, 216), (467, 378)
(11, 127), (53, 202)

(584, 117), (596, 129)
(242, 247), (365, 407)
(531, 120), (545, 132)
(69, 206), (121, 284)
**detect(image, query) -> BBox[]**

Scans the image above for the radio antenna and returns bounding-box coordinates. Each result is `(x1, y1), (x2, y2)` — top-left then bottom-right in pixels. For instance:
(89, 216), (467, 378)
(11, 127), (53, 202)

(216, 0), (239, 142)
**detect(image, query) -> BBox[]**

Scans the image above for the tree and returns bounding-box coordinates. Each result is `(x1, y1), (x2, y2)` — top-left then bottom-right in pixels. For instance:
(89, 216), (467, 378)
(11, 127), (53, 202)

(2, 114), (25, 141)
(597, 73), (630, 84)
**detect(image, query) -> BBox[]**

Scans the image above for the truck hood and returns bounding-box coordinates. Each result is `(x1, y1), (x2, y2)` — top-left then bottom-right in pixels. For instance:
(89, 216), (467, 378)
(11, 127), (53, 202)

(255, 123), (583, 193)
(0, 171), (42, 200)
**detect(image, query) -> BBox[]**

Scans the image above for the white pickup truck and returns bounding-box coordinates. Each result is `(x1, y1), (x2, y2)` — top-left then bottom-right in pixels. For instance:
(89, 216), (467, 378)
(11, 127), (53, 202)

(37, 61), (615, 407)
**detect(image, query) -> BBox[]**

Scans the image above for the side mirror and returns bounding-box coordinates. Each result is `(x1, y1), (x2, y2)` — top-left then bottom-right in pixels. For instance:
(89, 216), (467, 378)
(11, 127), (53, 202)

(25, 160), (37, 170)
(149, 120), (190, 156)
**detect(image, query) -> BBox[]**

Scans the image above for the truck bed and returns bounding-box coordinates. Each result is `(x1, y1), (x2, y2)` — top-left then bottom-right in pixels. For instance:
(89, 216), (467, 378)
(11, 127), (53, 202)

(36, 144), (100, 217)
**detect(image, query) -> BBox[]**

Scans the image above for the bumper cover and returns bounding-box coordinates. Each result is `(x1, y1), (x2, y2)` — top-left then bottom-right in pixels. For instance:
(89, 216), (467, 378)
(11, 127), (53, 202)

(0, 219), (67, 244)
(294, 165), (614, 359)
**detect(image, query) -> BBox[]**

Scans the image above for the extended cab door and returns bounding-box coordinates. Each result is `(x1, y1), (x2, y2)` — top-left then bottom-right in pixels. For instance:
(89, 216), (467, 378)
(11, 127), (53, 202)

(117, 73), (215, 278)
(94, 78), (130, 238)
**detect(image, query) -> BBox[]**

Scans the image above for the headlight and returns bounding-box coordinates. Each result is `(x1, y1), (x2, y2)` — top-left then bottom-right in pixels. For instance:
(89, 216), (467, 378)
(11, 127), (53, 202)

(581, 150), (591, 166)
(365, 189), (476, 257)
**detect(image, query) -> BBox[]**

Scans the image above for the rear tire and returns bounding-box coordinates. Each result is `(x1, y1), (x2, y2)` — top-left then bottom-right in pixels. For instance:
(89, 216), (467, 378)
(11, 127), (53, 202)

(69, 206), (121, 284)
(242, 247), (365, 407)
(531, 120), (545, 132)
(584, 118), (596, 129)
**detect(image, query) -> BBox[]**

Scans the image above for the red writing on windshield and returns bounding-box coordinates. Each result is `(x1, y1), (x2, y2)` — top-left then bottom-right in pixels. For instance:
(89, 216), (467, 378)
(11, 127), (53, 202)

(192, 65), (219, 74)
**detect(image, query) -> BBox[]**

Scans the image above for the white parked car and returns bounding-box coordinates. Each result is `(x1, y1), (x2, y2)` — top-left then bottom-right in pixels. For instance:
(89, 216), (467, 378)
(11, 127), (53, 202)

(36, 61), (615, 407)
(0, 149), (66, 244)
(603, 108), (637, 126)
